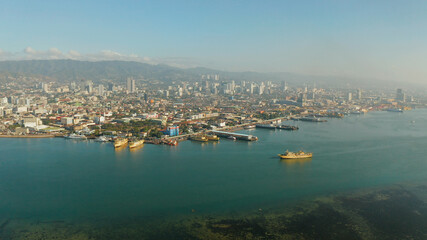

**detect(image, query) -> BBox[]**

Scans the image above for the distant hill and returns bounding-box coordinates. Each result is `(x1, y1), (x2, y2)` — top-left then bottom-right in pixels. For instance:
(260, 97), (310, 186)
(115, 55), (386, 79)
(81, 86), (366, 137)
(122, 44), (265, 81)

(0, 59), (303, 84)
(0, 59), (199, 83)
(0, 59), (413, 89)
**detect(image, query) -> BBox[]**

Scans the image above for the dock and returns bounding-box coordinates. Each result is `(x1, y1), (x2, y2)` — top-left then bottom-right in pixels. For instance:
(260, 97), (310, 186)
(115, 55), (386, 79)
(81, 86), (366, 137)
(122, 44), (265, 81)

(210, 130), (258, 141)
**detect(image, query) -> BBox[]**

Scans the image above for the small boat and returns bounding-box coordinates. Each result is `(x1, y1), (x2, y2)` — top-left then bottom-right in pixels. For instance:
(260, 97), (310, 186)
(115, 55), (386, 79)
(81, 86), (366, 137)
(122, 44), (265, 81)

(95, 136), (109, 142)
(278, 150), (313, 159)
(129, 139), (144, 149)
(65, 133), (87, 140)
(244, 125), (256, 129)
(227, 136), (236, 140)
(114, 138), (128, 148)
(167, 140), (178, 146)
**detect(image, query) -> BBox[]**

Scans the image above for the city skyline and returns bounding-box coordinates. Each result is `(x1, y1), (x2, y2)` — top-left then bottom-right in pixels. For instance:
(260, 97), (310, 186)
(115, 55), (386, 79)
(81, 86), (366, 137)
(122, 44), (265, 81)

(1, 1), (427, 85)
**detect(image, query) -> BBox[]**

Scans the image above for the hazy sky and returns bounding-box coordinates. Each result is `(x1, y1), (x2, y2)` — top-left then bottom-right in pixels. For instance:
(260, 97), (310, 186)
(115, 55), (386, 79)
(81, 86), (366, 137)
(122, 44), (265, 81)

(1, 1), (427, 83)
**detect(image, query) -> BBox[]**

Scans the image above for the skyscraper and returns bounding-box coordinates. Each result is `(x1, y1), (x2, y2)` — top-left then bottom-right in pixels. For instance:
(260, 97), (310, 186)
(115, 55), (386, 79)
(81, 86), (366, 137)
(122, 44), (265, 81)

(127, 77), (136, 93)
(396, 89), (405, 102)
(97, 84), (105, 96)
(356, 89), (362, 100)
(347, 92), (352, 101)
(297, 93), (307, 107)
(283, 81), (288, 91)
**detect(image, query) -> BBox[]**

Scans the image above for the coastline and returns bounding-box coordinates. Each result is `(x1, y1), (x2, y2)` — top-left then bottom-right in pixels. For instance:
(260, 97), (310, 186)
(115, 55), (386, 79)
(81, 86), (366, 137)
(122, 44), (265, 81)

(0, 135), (55, 138)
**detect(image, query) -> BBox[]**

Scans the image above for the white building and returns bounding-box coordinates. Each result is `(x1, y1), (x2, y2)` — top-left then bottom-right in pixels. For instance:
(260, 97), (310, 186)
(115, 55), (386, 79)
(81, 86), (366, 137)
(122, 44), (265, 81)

(61, 117), (74, 125)
(21, 116), (43, 128)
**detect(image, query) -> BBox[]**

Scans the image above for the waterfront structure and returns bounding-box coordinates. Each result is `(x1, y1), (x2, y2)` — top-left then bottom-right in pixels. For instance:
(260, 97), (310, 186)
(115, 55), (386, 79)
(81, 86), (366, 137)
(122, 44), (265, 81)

(162, 126), (180, 136)
(0, 68), (424, 140)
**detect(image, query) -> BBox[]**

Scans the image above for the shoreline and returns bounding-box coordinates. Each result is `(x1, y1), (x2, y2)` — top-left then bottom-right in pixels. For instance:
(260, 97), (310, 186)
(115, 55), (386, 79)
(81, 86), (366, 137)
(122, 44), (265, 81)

(0, 135), (55, 138)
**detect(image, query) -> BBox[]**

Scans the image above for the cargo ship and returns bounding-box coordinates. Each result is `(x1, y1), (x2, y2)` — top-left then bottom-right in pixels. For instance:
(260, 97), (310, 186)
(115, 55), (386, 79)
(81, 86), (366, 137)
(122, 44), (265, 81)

(278, 125), (299, 130)
(386, 108), (403, 113)
(256, 124), (277, 129)
(129, 139), (144, 149)
(206, 135), (220, 141)
(299, 117), (327, 122)
(114, 138), (128, 148)
(278, 150), (313, 159)
(325, 112), (344, 118)
(190, 135), (209, 142)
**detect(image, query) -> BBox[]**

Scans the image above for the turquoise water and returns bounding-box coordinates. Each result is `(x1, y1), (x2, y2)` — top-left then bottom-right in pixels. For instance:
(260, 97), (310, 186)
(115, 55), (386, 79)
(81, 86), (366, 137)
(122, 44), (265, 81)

(1, 109), (427, 223)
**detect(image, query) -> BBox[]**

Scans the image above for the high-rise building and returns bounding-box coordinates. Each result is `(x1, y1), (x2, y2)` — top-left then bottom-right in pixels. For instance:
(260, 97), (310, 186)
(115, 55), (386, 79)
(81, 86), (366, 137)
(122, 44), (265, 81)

(347, 92), (352, 101)
(97, 84), (105, 96)
(108, 82), (114, 91)
(258, 82), (265, 95)
(250, 83), (255, 94)
(356, 89), (362, 100)
(70, 82), (77, 90)
(127, 77), (136, 93)
(42, 83), (49, 93)
(396, 89), (405, 102)
(297, 93), (307, 107)
(283, 81), (288, 91)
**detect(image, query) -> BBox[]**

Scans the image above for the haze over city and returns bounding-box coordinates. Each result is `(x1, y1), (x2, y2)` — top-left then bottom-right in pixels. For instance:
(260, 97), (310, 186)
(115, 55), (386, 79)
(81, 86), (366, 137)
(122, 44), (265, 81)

(2, 0), (427, 84)
(1, 1), (427, 239)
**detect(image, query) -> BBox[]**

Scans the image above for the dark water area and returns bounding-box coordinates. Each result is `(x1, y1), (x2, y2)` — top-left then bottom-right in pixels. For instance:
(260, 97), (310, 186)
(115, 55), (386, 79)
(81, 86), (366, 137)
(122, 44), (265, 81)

(1, 109), (427, 239)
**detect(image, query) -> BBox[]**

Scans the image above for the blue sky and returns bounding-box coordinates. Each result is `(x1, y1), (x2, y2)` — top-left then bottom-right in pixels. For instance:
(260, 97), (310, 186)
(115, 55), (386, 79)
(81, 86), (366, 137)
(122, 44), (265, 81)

(1, 1), (427, 83)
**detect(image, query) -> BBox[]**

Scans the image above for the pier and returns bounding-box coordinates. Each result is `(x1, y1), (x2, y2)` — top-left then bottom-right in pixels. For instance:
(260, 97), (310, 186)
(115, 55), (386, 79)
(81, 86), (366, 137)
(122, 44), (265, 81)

(210, 130), (258, 141)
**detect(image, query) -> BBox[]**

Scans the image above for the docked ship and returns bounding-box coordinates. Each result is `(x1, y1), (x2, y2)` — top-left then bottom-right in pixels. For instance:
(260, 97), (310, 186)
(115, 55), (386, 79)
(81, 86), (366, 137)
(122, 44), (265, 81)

(165, 140), (178, 146)
(325, 112), (344, 118)
(256, 124), (277, 129)
(129, 139), (144, 149)
(206, 135), (220, 141)
(278, 150), (313, 159)
(299, 117), (327, 122)
(190, 135), (209, 142)
(65, 133), (87, 140)
(114, 138), (128, 148)
(387, 108), (403, 113)
(278, 125), (299, 130)
(244, 125), (256, 129)
(95, 136), (109, 142)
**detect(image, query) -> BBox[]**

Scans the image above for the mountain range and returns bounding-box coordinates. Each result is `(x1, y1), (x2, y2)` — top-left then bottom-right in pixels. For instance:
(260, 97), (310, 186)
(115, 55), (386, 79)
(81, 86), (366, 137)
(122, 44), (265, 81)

(0, 59), (412, 89)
